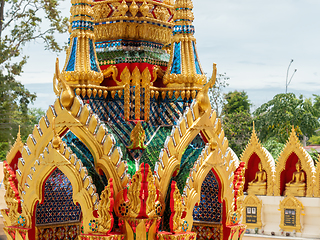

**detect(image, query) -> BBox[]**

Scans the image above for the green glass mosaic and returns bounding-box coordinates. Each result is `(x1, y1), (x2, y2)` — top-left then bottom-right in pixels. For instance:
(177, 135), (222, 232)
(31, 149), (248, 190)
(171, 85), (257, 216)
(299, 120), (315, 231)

(62, 131), (106, 195)
(106, 125), (136, 177)
(140, 126), (172, 172)
(160, 134), (206, 231)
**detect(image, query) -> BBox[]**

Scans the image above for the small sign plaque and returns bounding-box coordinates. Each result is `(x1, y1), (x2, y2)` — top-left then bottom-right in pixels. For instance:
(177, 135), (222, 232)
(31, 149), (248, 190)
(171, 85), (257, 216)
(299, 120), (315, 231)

(246, 206), (257, 224)
(284, 208), (296, 227)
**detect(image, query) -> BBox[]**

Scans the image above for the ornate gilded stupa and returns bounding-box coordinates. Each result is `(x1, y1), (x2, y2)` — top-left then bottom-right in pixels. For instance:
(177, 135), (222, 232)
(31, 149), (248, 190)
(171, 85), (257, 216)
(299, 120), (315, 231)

(1, 0), (247, 239)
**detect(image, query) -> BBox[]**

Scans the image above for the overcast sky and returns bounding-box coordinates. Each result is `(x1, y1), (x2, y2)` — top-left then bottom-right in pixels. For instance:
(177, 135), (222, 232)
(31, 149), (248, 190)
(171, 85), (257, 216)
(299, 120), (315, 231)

(18, 0), (320, 110)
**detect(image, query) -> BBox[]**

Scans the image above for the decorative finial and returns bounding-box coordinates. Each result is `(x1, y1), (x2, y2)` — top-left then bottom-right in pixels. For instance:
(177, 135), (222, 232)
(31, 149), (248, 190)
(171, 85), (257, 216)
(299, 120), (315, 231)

(17, 125), (21, 142)
(52, 117), (62, 149)
(163, 0), (206, 87)
(61, 0), (103, 85)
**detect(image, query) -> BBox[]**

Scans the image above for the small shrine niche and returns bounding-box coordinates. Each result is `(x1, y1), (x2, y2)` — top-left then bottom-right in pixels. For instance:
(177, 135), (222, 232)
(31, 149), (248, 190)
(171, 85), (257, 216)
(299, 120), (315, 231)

(280, 153), (305, 196)
(243, 194), (262, 229)
(192, 170), (223, 240)
(35, 168), (82, 239)
(241, 126), (275, 196)
(279, 196), (304, 232)
(245, 153), (266, 195)
(275, 127), (316, 197)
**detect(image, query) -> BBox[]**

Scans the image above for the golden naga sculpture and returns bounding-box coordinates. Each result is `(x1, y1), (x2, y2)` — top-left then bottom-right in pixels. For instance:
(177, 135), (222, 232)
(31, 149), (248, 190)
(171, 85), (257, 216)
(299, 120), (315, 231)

(247, 162), (267, 195)
(284, 162), (306, 197)
(196, 63), (217, 113)
(53, 58), (75, 109)
(102, 65), (118, 82)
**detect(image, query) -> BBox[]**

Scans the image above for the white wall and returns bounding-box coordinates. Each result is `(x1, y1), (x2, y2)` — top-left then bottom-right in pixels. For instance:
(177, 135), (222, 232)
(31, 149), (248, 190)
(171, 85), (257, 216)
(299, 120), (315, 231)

(243, 195), (320, 239)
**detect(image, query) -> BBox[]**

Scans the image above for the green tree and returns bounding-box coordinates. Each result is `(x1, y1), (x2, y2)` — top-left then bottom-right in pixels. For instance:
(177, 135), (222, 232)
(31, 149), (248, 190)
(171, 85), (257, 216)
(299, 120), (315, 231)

(0, 106), (44, 160)
(262, 137), (285, 162)
(0, 0), (68, 69)
(223, 90), (251, 114)
(0, 0), (68, 159)
(254, 93), (320, 144)
(208, 73), (229, 117)
(222, 90), (253, 156)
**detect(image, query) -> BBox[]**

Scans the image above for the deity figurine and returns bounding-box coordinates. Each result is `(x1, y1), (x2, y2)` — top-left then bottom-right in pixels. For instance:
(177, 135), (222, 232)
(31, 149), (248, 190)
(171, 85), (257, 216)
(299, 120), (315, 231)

(247, 163), (267, 195)
(284, 162), (306, 197)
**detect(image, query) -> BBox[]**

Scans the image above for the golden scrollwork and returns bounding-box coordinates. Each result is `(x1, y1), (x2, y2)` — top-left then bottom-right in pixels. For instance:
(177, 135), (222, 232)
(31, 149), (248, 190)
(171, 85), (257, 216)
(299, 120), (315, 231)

(118, 0), (129, 17)
(153, 6), (170, 21)
(95, 22), (172, 44)
(152, 65), (165, 82)
(146, 165), (158, 215)
(139, 1), (152, 18)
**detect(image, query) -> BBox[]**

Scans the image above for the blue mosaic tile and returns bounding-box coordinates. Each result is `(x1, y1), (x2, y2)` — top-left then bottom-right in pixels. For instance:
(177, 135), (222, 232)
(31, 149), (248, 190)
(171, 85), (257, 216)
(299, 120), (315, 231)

(65, 37), (78, 72)
(35, 168), (82, 225)
(192, 41), (202, 75)
(171, 42), (182, 74)
(89, 39), (100, 72)
(193, 170), (222, 223)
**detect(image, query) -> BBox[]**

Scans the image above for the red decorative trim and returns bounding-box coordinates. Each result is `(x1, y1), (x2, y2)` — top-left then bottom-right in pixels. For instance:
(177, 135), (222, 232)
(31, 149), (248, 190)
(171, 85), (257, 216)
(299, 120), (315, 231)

(4, 161), (21, 213)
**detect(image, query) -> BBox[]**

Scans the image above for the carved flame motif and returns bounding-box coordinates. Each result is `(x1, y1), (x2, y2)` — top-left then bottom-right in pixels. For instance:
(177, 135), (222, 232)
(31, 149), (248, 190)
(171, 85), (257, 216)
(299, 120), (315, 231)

(115, 163), (163, 219)
(127, 166), (143, 216)
(98, 178), (114, 233)
(170, 181), (187, 233)
(2, 163), (21, 226)
(127, 122), (146, 150)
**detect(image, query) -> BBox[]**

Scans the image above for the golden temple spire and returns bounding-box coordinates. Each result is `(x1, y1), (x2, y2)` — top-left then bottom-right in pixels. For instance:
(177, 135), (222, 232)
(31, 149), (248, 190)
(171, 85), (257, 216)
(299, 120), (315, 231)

(163, 0), (206, 87)
(250, 121), (259, 144)
(61, 0), (103, 85)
